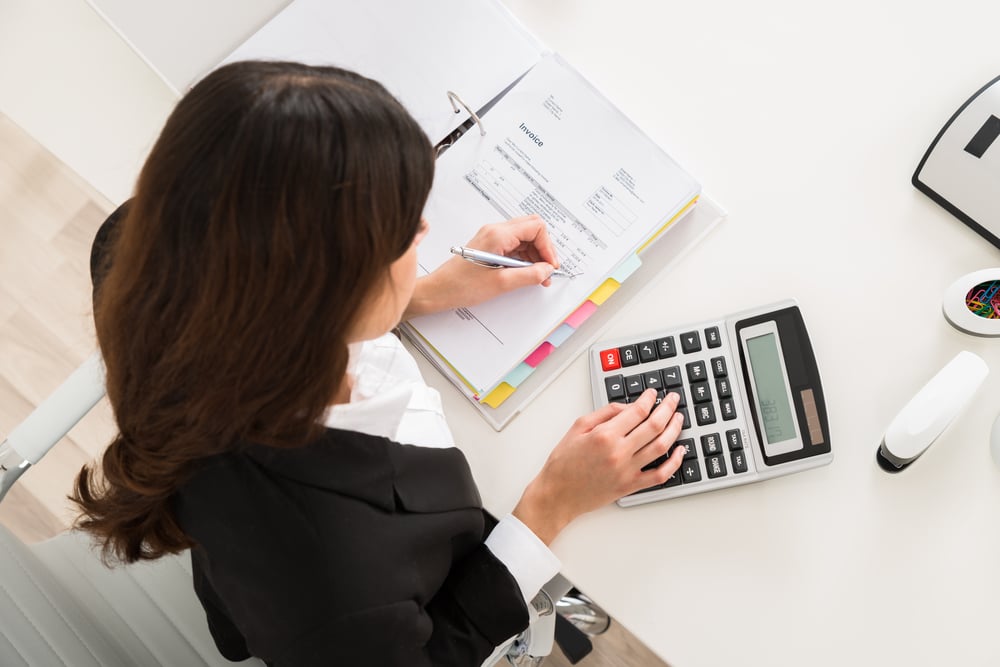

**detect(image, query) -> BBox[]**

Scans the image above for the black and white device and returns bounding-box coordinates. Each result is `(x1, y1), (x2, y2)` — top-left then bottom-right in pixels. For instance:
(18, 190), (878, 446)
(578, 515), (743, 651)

(589, 301), (832, 507)
(913, 75), (1000, 247)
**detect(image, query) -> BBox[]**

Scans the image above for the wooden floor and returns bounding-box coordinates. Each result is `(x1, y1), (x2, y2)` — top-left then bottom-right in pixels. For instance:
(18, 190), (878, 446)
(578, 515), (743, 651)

(0, 113), (117, 542)
(0, 113), (671, 666)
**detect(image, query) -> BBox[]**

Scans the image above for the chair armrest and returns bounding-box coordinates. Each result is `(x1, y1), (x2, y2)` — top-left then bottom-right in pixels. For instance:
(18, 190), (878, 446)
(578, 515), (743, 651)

(0, 351), (106, 502)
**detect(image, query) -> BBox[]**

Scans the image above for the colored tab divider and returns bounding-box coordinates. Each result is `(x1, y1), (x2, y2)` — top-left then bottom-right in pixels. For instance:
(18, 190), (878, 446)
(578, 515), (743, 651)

(546, 323), (575, 347)
(480, 254), (649, 409)
(524, 341), (555, 367)
(609, 253), (643, 284)
(481, 382), (516, 408)
(565, 300), (597, 328)
(482, 338), (556, 407)
(485, 314), (591, 407)
(588, 278), (621, 306)
(503, 362), (535, 388)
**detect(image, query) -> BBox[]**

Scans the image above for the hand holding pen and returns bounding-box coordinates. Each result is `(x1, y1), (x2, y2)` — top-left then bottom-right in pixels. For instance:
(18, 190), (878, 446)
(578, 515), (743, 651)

(449, 246), (579, 278)
(403, 215), (568, 320)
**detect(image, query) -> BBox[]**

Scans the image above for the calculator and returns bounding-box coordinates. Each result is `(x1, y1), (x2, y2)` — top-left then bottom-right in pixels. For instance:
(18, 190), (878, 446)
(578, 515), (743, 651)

(589, 301), (832, 506)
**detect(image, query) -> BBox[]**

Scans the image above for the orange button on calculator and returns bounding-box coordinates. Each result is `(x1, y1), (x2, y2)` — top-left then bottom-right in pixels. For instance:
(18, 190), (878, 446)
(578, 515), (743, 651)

(599, 348), (621, 371)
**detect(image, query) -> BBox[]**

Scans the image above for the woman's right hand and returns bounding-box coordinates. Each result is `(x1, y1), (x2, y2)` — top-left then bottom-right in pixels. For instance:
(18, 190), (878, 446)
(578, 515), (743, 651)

(513, 389), (686, 545)
(403, 215), (559, 320)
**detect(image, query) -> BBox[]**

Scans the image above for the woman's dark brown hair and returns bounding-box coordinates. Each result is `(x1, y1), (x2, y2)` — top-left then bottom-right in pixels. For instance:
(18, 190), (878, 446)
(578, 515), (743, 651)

(73, 61), (434, 563)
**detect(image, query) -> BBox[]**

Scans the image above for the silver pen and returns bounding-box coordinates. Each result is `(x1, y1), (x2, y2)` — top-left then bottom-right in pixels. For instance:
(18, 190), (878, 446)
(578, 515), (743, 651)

(449, 246), (578, 278)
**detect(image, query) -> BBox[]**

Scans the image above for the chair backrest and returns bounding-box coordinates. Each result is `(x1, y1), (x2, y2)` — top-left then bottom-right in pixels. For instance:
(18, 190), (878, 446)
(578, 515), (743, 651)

(0, 353), (264, 666)
(0, 525), (263, 666)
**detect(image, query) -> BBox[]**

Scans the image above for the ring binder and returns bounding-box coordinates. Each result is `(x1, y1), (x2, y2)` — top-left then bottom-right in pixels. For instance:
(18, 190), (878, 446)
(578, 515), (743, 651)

(435, 123), (469, 158)
(404, 54), (716, 429)
(447, 90), (486, 136)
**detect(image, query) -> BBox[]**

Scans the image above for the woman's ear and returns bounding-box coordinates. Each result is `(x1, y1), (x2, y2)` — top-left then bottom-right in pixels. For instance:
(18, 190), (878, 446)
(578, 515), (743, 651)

(414, 218), (430, 245)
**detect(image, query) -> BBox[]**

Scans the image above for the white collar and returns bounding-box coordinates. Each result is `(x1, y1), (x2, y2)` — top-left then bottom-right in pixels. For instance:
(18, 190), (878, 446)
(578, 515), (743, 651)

(323, 333), (454, 448)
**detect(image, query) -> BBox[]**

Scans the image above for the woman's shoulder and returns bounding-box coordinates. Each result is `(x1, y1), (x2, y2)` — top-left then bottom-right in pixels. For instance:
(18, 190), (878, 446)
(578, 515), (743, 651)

(170, 435), (387, 551)
(175, 428), (391, 500)
(174, 428), (481, 526)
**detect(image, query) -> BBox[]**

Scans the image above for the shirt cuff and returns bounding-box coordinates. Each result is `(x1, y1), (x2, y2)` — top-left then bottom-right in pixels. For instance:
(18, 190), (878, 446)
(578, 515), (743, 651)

(484, 513), (562, 607)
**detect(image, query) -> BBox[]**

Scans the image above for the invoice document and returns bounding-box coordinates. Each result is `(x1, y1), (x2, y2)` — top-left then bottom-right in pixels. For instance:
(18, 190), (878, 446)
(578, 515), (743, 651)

(410, 53), (700, 394)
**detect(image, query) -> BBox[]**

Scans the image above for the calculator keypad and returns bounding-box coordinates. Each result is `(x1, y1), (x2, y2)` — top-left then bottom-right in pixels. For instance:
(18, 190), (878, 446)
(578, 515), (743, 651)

(597, 322), (752, 497)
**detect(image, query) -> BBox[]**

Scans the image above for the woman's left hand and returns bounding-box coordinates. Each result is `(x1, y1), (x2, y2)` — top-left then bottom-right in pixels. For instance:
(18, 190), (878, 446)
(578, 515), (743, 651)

(404, 215), (560, 319)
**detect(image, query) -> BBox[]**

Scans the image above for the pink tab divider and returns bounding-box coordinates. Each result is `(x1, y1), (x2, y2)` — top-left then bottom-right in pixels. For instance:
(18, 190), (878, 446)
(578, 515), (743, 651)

(524, 341), (556, 368)
(565, 300), (598, 329)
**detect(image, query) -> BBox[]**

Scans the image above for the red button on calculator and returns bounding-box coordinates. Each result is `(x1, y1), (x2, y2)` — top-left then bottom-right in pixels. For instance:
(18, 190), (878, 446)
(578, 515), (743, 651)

(599, 348), (621, 371)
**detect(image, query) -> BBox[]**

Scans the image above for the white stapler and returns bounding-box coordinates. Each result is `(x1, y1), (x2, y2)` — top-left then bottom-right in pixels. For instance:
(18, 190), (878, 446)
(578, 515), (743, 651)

(877, 351), (988, 472)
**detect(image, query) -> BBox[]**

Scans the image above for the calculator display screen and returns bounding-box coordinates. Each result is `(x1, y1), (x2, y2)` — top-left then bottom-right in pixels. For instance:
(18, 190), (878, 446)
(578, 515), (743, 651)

(746, 333), (796, 445)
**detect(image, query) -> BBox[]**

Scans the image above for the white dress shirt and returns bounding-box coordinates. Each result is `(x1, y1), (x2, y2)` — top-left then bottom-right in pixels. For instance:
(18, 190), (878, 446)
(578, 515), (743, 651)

(323, 332), (561, 608)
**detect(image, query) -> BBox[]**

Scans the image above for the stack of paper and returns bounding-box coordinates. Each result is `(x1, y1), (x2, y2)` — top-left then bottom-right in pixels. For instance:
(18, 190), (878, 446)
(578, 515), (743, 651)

(405, 53), (701, 412)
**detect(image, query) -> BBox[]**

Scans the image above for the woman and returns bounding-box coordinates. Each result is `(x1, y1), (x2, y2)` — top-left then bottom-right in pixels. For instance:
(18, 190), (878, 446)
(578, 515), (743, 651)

(74, 61), (686, 666)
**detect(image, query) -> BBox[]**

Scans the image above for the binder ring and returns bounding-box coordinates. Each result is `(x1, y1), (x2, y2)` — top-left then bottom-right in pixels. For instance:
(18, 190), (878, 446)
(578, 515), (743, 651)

(447, 90), (486, 137)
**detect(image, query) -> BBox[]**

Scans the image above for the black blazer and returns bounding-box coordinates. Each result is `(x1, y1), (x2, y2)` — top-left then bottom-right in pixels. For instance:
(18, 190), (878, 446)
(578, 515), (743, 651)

(173, 428), (529, 667)
(91, 205), (529, 666)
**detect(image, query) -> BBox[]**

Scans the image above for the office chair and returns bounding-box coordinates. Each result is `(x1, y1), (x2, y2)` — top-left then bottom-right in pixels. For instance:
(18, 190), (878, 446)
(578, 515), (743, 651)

(0, 352), (572, 666)
(0, 351), (263, 666)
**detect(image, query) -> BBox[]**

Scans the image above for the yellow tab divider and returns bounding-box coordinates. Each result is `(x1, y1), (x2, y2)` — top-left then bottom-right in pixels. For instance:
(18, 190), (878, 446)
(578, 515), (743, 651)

(587, 278), (621, 306)
(482, 382), (516, 408)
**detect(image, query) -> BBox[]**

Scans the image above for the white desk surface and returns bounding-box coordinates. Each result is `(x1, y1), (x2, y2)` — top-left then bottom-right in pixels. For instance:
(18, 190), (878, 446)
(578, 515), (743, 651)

(7, 1), (1000, 665)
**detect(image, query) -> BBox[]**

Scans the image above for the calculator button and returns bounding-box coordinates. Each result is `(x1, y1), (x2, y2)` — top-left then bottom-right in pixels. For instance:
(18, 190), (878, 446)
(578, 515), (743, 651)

(662, 468), (683, 487)
(678, 408), (691, 430)
(604, 375), (625, 401)
(705, 327), (722, 348)
(638, 341), (658, 363)
(680, 331), (701, 354)
(701, 433), (723, 456)
(610, 397), (629, 404)
(681, 461), (701, 483)
(716, 378), (732, 399)
(624, 374), (644, 397)
(672, 438), (697, 460)
(710, 356), (727, 378)
(731, 450), (748, 474)
(695, 403), (716, 426)
(686, 361), (707, 382)
(669, 387), (686, 408)
(726, 429), (744, 451)
(642, 370), (663, 391)
(620, 345), (639, 367)
(599, 348), (622, 372)
(720, 398), (737, 420)
(661, 366), (683, 388)
(690, 381), (712, 403)
(706, 454), (727, 478)
(656, 336), (676, 358)
(653, 389), (667, 408)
